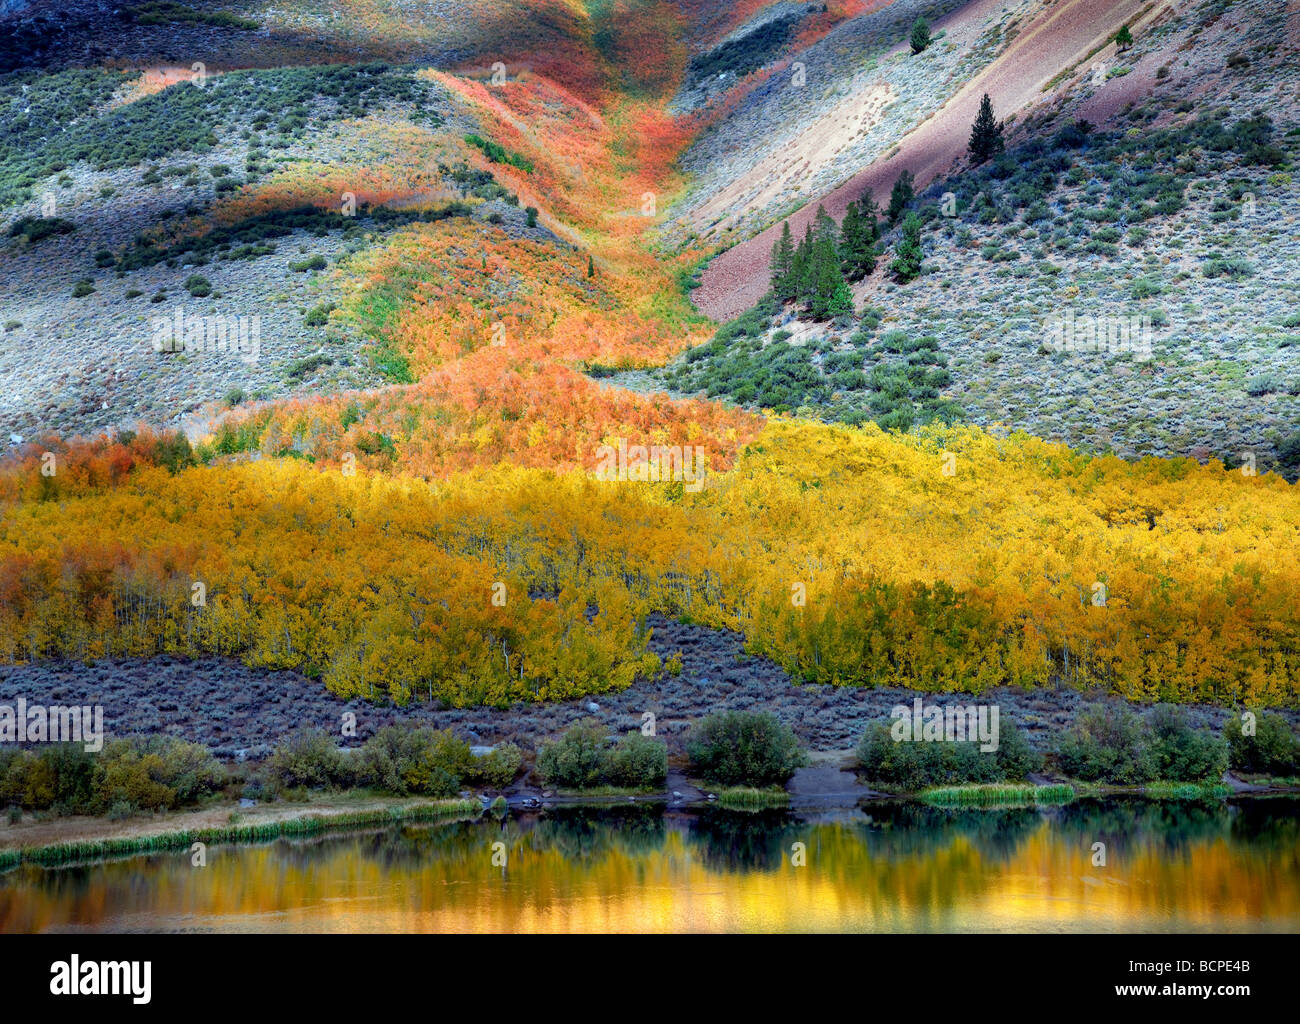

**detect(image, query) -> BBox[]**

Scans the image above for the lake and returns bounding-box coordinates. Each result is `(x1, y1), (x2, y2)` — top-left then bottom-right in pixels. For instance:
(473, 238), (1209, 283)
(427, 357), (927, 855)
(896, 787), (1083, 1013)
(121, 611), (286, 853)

(3, 797), (1299, 932)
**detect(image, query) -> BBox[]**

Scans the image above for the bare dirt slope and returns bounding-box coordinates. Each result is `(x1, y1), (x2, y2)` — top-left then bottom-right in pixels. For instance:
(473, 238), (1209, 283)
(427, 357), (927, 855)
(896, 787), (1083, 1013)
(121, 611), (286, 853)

(695, 0), (1160, 320)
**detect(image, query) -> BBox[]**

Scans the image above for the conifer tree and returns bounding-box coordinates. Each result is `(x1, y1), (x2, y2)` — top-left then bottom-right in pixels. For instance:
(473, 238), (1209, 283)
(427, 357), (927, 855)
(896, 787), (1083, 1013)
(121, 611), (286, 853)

(791, 225), (815, 305)
(910, 17), (931, 54)
(888, 170), (915, 225)
(770, 221), (796, 300)
(1115, 24), (1133, 52)
(968, 93), (1005, 165)
(890, 212), (924, 283)
(839, 199), (878, 280)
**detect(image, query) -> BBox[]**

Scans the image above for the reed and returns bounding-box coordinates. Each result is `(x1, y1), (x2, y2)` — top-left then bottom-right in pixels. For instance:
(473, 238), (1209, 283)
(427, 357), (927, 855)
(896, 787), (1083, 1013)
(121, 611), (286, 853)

(1142, 782), (1230, 800)
(716, 787), (790, 811)
(9, 800), (482, 868)
(922, 784), (1075, 807)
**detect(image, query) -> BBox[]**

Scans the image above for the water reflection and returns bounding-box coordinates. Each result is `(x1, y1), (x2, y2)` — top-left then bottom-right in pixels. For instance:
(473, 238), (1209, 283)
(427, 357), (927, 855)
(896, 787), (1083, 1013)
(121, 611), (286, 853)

(2, 798), (1297, 933)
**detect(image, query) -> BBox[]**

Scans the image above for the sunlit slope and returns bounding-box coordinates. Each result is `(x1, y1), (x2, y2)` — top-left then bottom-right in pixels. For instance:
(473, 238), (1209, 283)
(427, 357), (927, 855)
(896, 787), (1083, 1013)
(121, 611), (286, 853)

(3, 421), (1297, 707)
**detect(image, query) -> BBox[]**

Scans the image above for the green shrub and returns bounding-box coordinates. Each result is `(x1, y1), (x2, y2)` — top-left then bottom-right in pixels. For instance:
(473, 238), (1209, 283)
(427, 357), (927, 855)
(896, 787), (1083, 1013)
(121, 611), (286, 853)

(1055, 705), (1155, 784)
(357, 725), (471, 797)
(470, 743), (522, 789)
(304, 303), (335, 327)
(266, 728), (351, 791)
(1224, 712), (1299, 775)
(855, 718), (1039, 789)
(289, 254), (328, 272)
(184, 273), (212, 297)
(1148, 705), (1228, 782)
(1245, 374), (1282, 397)
(8, 216), (75, 243)
(71, 279), (95, 297)
(603, 732), (668, 789)
(686, 711), (804, 787)
(536, 719), (609, 789)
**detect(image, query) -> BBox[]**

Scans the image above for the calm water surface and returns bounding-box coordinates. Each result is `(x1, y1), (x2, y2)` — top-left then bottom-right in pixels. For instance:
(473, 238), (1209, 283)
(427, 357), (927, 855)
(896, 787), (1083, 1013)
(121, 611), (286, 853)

(3, 798), (1298, 932)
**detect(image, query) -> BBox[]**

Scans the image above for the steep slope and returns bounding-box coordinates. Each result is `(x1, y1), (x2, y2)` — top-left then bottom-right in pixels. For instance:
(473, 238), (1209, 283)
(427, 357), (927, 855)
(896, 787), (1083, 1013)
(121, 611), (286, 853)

(693, 0), (1159, 319)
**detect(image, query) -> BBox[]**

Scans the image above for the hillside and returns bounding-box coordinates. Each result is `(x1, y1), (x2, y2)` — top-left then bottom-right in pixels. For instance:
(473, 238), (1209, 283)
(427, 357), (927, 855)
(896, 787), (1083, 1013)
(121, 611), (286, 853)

(1, 0), (1298, 720)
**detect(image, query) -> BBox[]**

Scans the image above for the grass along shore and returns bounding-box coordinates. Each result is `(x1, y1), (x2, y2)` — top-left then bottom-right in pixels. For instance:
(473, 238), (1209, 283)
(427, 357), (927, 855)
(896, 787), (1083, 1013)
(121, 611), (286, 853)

(0, 796), (482, 871)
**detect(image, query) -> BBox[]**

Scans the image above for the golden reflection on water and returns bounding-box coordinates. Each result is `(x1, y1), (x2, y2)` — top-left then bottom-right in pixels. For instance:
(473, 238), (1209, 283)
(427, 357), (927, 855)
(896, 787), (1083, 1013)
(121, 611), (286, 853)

(3, 801), (1298, 933)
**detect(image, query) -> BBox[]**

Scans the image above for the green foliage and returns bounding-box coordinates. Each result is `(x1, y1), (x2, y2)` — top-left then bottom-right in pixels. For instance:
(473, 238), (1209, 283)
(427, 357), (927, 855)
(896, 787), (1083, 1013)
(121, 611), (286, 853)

(716, 786), (788, 811)
(469, 743), (522, 789)
(1056, 705), (1155, 784)
(184, 273), (212, 297)
(603, 732), (668, 789)
(303, 305), (335, 329)
(464, 134), (534, 173)
(968, 93), (1005, 165)
(128, 2), (260, 29)
(536, 718), (609, 789)
(1148, 705), (1228, 782)
(7, 216), (75, 244)
(922, 783), (1074, 806)
(910, 17), (932, 55)
(887, 170), (915, 224)
(0, 738), (223, 814)
(890, 213), (924, 282)
(839, 193), (879, 280)
(1224, 712), (1299, 775)
(1278, 431), (1300, 469)
(687, 12), (801, 83)
(686, 711), (805, 787)
(770, 221), (796, 300)
(357, 725), (472, 797)
(71, 278), (95, 297)
(266, 728), (351, 791)
(856, 718), (1040, 790)
(1115, 24), (1134, 51)
(1, 64), (448, 211)
(289, 254), (328, 273)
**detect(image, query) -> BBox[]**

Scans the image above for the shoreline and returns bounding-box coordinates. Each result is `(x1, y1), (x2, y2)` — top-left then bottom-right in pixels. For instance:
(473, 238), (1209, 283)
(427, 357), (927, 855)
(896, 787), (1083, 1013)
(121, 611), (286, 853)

(5, 775), (1298, 872)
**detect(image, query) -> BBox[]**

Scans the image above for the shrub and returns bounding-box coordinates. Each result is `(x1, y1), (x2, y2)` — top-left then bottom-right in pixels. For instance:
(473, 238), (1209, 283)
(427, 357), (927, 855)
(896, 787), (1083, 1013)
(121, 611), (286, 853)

(71, 279), (95, 297)
(686, 711), (804, 787)
(470, 743), (522, 789)
(1055, 705), (1155, 784)
(1245, 374), (1282, 397)
(9, 216), (76, 243)
(603, 732), (668, 789)
(266, 728), (350, 791)
(1202, 257), (1254, 279)
(184, 273), (212, 297)
(289, 255), (327, 272)
(536, 718), (608, 789)
(304, 303), (335, 327)
(1224, 712), (1299, 775)
(1278, 431), (1300, 469)
(855, 717), (1039, 789)
(1148, 705), (1228, 782)
(357, 726), (471, 797)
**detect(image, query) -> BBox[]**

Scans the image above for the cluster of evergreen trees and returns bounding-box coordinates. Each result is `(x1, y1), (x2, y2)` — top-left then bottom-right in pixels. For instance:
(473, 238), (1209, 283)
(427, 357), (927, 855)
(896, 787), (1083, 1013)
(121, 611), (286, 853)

(769, 192), (881, 319)
(767, 94), (1011, 312)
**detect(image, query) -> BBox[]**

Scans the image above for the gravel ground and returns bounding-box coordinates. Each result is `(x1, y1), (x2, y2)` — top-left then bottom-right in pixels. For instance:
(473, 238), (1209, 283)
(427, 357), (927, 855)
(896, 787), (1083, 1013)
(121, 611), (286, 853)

(2, 613), (1289, 761)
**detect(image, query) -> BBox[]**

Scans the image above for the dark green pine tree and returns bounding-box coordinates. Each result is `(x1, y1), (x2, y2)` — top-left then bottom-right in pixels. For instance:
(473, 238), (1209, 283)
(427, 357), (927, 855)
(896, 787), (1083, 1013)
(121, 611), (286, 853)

(1115, 24), (1133, 52)
(839, 198), (878, 280)
(887, 170), (915, 225)
(587, 253), (595, 277)
(805, 206), (850, 318)
(770, 221), (796, 301)
(791, 224), (816, 306)
(968, 93), (1005, 165)
(910, 16), (931, 55)
(890, 212), (924, 283)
